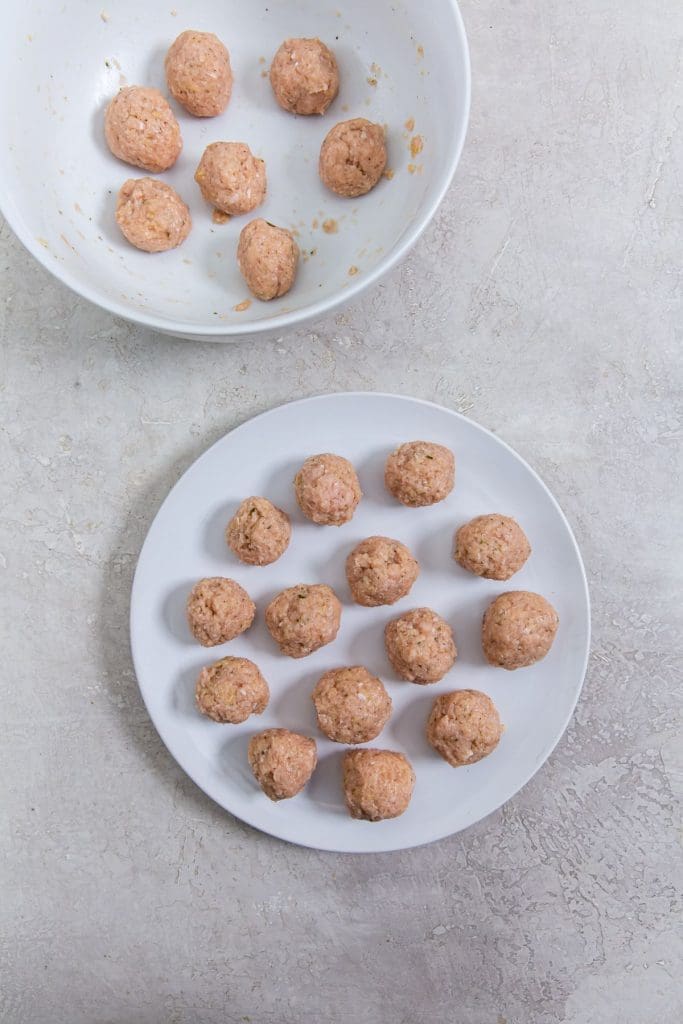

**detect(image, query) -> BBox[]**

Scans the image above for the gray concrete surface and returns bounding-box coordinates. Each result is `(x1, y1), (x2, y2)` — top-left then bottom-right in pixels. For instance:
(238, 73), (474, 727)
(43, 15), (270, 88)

(1, 1), (681, 1022)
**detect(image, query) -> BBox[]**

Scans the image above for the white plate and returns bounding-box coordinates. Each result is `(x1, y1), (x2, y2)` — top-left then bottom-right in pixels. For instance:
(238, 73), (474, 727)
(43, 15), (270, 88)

(130, 394), (590, 853)
(0, 1), (469, 340)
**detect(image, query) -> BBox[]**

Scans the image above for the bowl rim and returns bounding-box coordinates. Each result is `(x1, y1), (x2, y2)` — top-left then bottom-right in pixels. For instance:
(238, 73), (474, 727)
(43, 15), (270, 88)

(0, 1), (470, 338)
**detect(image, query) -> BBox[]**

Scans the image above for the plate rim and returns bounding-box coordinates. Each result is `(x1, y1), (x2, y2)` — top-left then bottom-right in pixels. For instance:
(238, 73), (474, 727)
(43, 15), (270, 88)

(130, 391), (591, 853)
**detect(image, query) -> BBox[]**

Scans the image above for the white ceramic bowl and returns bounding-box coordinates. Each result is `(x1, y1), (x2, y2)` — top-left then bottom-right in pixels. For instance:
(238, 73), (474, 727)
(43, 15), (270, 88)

(0, 1), (469, 341)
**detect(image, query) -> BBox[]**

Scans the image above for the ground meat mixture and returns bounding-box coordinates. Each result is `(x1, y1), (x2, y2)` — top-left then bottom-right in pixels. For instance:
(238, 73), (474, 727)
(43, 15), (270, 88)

(294, 453), (362, 526)
(385, 441), (455, 507)
(482, 590), (559, 669)
(345, 535), (419, 606)
(312, 666), (392, 743)
(265, 583), (342, 658)
(226, 496), (291, 565)
(104, 86), (182, 172)
(455, 514), (531, 580)
(194, 142), (266, 215)
(165, 29), (232, 117)
(342, 749), (415, 821)
(384, 607), (457, 683)
(427, 689), (503, 766)
(115, 177), (191, 252)
(270, 37), (339, 115)
(195, 656), (269, 723)
(186, 577), (255, 647)
(237, 219), (299, 300)
(248, 728), (317, 799)
(319, 118), (387, 198)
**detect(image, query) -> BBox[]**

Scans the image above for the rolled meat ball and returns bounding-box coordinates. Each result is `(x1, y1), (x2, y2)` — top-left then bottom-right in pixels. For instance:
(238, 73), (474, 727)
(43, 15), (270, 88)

(248, 728), (317, 800)
(455, 514), (531, 581)
(342, 749), (415, 821)
(482, 591), (559, 669)
(226, 496), (291, 566)
(385, 441), (455, 507)
(186, 577), (255, 647)
(115, 178), (191, 253)
(104, 86), (182, 172)
(165, 29), (233, 117)
(270, 37), (339, 115)
(384, 607), (457, 684)
(319, 118), (387, 198)
(294, 453), (362, 526)
(237, 219), (299, 301)
(195, 142), (266, 216)
(346, 536), (419, 607)
(427, 689), (503, 767)
(312, 666), (392, 744)
(265, 583), (341, 658)
(195, 656), (269, 723)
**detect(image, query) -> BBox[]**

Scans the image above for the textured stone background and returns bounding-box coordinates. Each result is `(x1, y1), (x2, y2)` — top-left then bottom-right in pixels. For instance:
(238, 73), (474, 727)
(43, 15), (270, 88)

(1, 1), (681, 1022)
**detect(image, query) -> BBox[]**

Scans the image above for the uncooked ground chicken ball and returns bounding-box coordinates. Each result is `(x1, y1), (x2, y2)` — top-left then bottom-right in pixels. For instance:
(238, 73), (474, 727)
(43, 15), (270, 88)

(385, 441), (455, 507)
(104, 86), (182, 172)
(165, 30), (232, 117)
(186, 577), (255, 647)
(265, 583), (342, 658)
(482, 591), (559, 670)
(226, 496), (291, 566)
(312, 666), (392, 744)
(342, 749), (415, 822)
(319, 118), (387, 198)
(385, 608), (457, 684)
(427, 689), (503, 767)
(455, 514), (531, 581)
(194, 142), (266, 216)
(270, 37), (339, 115)
(294, 454), (362, 526)
(248, 728), (317, 800)
(116, 178), (191, 253)
(195, 656), (269, 723)
(237, 219), (299, 301)
(346, 536), (419, 607)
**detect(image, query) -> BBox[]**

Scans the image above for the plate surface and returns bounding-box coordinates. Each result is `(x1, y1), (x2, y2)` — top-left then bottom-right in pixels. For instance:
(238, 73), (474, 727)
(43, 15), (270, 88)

(130, 394), (590, 853)
(0, 1), (469, 339)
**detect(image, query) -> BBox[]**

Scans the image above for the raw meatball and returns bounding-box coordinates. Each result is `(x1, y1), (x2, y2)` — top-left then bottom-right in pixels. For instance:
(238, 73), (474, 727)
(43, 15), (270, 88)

(194, 142), (266, 216)
(294, 453), (362, 526)
(385, 441), (455, 507)
(248, 728), (317, 800)
(319, 118), (387, 198)
(384, 607), (457, 684)
(342, 749), (415, 821)
(195, 656), (268, 723)
(226, 496), (291, 566)
(265, 583), (341, 658)
(482, 591), (559, 669)
(115, 178), (191, 253)
(186, 577), (255, 647)
(312, 667), (392, 744)
(427, 689), (503, 767)
(165, 29), (232, 117)
(455, 514), (531, 581)
(237, 219), (299, 301)
(270, 37), (339, 115)
(346, 536), (419, 607)
(104, 86), (182, 172)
